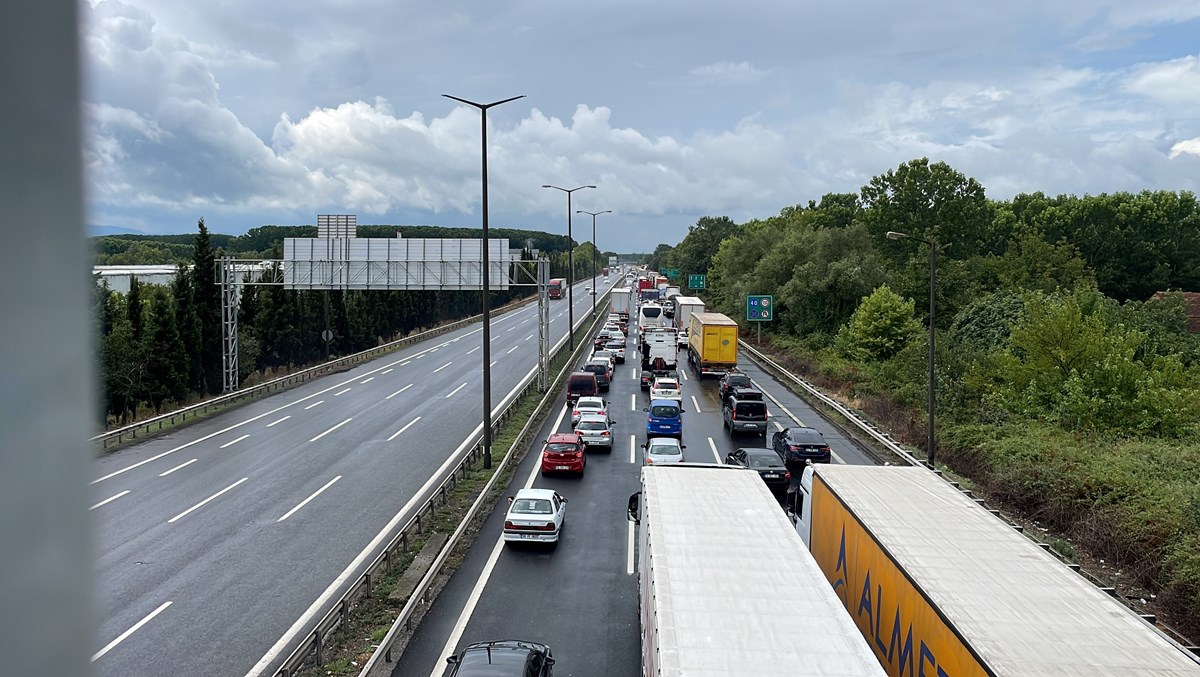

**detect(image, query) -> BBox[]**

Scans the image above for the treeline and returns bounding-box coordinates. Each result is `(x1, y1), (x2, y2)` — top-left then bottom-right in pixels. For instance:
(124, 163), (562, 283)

(655, 158), (1200, 635)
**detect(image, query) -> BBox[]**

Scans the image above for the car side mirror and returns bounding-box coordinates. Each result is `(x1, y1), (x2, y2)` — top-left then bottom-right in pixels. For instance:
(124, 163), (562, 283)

(627, 492), (641, 524)
(507, 496), (514, 504)
(642, 407), (648, 412)
(680, 444), (687, 449)
(545, 657), (556, 666)
(446, 656), (460, 665)
(561, 497), (568, 503)
(641, 442), (648, 449)
(680, 409), (686, 413)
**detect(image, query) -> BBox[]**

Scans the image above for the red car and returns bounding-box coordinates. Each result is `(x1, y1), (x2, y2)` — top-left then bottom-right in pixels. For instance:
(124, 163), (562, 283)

(540, 433), (586, 476)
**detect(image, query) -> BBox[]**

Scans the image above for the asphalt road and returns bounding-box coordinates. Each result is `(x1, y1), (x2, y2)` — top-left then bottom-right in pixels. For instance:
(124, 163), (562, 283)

(390, 320), (877, 677)
(88, 278), (611, 677)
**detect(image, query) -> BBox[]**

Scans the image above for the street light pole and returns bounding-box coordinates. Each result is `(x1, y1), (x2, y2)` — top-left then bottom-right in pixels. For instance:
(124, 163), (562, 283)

(443, 93), (525, 470)
(886, 230), (937, 470)
(542, 184), (595, 350)
(577, 209), (611, 318)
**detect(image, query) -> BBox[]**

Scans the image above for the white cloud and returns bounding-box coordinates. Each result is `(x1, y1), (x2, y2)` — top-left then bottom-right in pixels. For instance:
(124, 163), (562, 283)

(1124, 53), (1200, 105)
(688, 61), (768, 86)
(1170, 138), (1200, 158)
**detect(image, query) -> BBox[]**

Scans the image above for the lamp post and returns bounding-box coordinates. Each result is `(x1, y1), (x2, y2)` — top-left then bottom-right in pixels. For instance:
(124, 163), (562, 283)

(885, 230), (937, 469)
(576, 209), (611, 318)
(542, 184), (595, 350)
(443, 93), (525, 470)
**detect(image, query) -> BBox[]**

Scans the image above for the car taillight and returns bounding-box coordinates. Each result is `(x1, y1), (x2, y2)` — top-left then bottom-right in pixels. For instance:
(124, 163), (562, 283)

(789, 445), (799, 451)
(544, 522), (556, 531)
(821, 446), (832, 454)
(730, 409), (737, 420)
(504, 521), (515, 530)
(645, 457), (654, 465)
(572, 410), (580, 417)
(784, 470), (791, 481)
(601, 431), (610, 436)
(576, 450), (585, 458)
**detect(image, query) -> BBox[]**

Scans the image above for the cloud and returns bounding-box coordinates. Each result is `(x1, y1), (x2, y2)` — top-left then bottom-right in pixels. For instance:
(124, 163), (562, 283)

(1124, 53), (1200, 105)
(1170, 137), (1200, 158)
(688, 61), (768, 85)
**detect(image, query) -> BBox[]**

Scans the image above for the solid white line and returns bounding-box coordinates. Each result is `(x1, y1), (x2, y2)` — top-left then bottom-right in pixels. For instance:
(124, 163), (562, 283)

(466, 347), (480, 355)
(91, 601), (171, 662)
(507, 346), (519, 354)
(277, 476), (342, 522)
(690, 395), (702, 413)
(334, 388), (351, 396)
(360, 377), (374, 384)
(433, 362), (453, 373)
(159, 458), (197, 477)
(630, 393), (636, 411)
(387, 417), (422, 441)
(679, 369), (688, 381)
(386, 384), (413, 400)
(525, 334), (533, 341)
(429, 404), (569, 676)
(310, 418), (352, 442)
(220, 434), (249, 449)
(751, 381), (842, 462)
(490, 361), (498, 367)
(445, 383), (467, 398)
(304, 400), (324, 410)
(167, 478), (248, 523)
(266, 415), (290, 427)
(381, 368), (393, 375)
(707, 437), (721, 463)
(89, 490), (130, 511)
(626, 520), (636, 575)
(629, 434), (637, 464)
(630, 367), (636, 380)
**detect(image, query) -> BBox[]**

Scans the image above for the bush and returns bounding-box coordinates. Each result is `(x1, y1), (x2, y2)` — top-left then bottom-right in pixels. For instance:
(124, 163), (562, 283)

(835, 285), (921, 362)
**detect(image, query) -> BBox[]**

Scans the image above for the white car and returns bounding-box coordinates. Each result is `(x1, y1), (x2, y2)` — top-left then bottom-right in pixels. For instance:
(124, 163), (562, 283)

(650, 377), (682, 402)
(592, 349), (618, 372)
(572, 396), (607, 426)
(643, 437), (685, 465)
(677, 331), (689, 348)
(574, 413), (615, 451)
(604, 340), (626, 363)
(503, 488), (567, 545)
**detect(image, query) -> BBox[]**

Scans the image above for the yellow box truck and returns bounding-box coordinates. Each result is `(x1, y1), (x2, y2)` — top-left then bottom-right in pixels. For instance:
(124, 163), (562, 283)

(686, 312), (738, 376)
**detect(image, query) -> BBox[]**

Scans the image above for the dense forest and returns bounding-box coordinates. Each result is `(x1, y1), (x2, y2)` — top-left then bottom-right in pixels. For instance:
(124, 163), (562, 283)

(652, 158), (1200, 637)
(94, 219), (614, 424)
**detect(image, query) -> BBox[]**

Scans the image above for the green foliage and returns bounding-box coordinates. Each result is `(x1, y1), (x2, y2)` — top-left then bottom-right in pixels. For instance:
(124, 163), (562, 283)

(835, 285), (921, 362)
(669, 215), (740, 278)
(996, 232), (1094, 293)
(949, 289), (1029, 353)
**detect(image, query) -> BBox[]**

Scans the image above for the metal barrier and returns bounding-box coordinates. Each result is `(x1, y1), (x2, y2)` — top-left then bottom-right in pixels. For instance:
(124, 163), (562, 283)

(268, 290), (612, 677)
(92, 296), (536, 450)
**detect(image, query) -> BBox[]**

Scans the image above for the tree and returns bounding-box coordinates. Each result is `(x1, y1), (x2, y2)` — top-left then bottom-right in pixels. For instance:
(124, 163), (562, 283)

(171, 264), (200, 392)
(671, 216), (740, 277)
(191, 218), (222, 393)
(144, 289), (187, 412)
(835, 285), (921, 361)
(126, 276), (144, 342)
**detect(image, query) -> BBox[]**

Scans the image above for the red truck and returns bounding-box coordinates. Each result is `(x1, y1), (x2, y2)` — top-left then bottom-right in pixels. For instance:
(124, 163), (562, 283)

(548, 278), (565, 299)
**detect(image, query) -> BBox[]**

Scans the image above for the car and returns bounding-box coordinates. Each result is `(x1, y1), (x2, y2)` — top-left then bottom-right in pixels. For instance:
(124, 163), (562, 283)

(603, 322), (621, 332)
(649, 376), (682, 402)
(582, 358), (612, 391)
(772, 426), (833, 465)
(717, 370), (753, 403)
(724, 447), (790, 497)
(540, 433), (586, 476)
(571, 396), (607, 426)
(593, 330), (618, 350)
(642, 437), (686, 465)
(723, 392), (769, 437)
(605, 340), (626, 363)
(566, 372), (597, 403)
(592, 349), (618, 372)
(644, 398), (685, 439)
(446, 639), (555, 676)
(677, 331), (688, 348)
(574, 413), (615, 451)
(502, 489), (568, 546)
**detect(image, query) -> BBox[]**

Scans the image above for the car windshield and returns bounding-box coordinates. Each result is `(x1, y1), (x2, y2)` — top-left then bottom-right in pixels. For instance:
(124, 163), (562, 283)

(545, 443), (577, 453)
(577, 421), (606, 431)
(511, 498), (552, 514)
(641, 307), (661, 318)
(650, 405), (679, 418)
(747, 454), (780, 469)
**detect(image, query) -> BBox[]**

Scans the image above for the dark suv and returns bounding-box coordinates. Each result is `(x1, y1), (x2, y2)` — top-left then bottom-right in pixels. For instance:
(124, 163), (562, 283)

(582, 359), (611, 391)
(447, 639), (555, 676)
(772, 426), (833, 465)
(723, 392), (768, 436)
(718, 371), (753, 403)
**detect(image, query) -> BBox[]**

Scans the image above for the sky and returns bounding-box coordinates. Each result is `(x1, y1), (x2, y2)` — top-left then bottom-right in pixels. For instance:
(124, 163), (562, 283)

(82, 0), (1200, 252)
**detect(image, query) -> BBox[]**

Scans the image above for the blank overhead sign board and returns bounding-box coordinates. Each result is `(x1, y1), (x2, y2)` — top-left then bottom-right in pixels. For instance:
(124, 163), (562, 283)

(282, 237), (511, 290)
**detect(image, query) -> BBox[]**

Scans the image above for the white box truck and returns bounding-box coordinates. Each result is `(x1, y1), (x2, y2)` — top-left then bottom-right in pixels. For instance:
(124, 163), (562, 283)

(628, 464), (886, 677)
(671, 296), (704, 332)
(610, 287), (633, 320)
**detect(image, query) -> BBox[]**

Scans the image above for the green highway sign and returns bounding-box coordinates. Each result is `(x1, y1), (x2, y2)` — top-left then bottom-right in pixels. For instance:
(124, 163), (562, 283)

(688, 274), (706, 289)
(747, 294), (773, 321)
(663, 267), (680, 277)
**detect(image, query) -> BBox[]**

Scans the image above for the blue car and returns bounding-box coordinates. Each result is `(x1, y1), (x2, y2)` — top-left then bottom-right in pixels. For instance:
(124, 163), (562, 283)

(644, 398), (685, 439)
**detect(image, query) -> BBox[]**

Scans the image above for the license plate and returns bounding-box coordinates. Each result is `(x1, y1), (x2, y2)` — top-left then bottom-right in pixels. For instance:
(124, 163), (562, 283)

(522, 534), (538, 540)
(556, 465), (570, 470)
(764, 473), (779, 479)
(744, 424), (758, 428)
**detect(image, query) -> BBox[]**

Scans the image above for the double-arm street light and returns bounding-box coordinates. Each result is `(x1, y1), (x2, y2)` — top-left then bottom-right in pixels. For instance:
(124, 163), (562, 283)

(886, 230), (937, 469)
(443, 93), (525, 470)
(576, 209), (611, 318)
(542, 184), (595, 350)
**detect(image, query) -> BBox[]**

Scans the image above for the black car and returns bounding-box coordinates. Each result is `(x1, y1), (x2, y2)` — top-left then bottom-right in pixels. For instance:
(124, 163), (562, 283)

(725, 447), (790, 497)
(772, 426), (833, 465)
(447, 639), (555, 676)
(718, 371), (753, 403)
(582, 359), (611, 391)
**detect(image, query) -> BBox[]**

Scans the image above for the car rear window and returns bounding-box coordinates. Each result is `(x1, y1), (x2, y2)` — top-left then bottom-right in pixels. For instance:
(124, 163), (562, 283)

(649, 444), (679, 456)
(735, 402), (766, 417)
(545, 443), (577, 452)
(641, 307), (662, 318)
(748, 455), (781, 469)
(577, 420), (607, 430)
(568, 378), (595, 393)
(725, 375), (751, 388)
(511, 499), (553, 514)
(788, 428), (825, 445)
(650, 405), (680, 418)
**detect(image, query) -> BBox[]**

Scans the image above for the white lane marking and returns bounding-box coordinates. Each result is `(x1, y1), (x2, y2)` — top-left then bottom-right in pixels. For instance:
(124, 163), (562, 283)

(630, 393), (636, 411)
(690, 395), (702, 413)
(387, 417), (422, 442)
(415, 353), (425, 359)
(631, 368), (637, 380)
(91, 601), (171, 662)
(466, 346), (480, 355)
(629, 434), (637, 464)
(89, 490), (130, 511)
(525, 334), (533, 341)
(159, 459), (197, 477)
(507, 346), (519, 354)
(445, 383), (467, 398)
(431, 348), (439, 352)
(707, 437), (721, 463)
(386, 384), (413, 400)
(277, 476), (342, 522)
(360, 377), (375, 384)
(167, 478), (248, 523)
(432, 362), (453, 373)
(400, 361), (412, 367)
(310, 418), (352, 442)
(381, 368), (394, 375)
(491, 361), (498, 367)
(304, 400), (324, 410)
(507, 326), (516, 332)
(220, 434), (249, 449)
(626, 520), (636, 575)
(266, 415), (290, 427)
(751, 380), (843, 463)
(334, 387), (351, 396)
(430, 403), (570, 675)
(679, 369), (688, 381)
